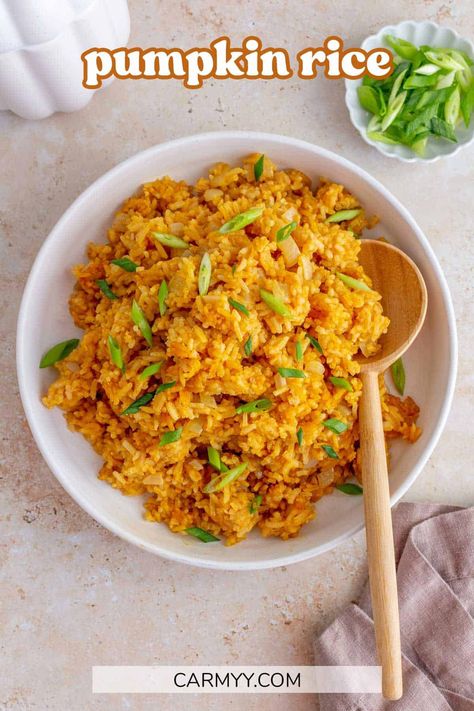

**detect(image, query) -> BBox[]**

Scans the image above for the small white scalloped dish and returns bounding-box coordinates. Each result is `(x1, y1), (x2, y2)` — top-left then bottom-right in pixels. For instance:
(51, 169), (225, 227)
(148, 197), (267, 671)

(17, 132), (457, 569)
(345, 20), (474, 162)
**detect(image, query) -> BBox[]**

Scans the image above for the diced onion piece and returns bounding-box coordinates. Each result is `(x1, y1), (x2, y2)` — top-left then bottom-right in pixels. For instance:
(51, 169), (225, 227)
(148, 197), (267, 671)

(204, 188), (223, 201)
(306, 360), (325, 375)
(143, 474), (164, 485)
(301, 255), (313, 280)
(170, 222), (184, 236)
(280, 235), (300, 267)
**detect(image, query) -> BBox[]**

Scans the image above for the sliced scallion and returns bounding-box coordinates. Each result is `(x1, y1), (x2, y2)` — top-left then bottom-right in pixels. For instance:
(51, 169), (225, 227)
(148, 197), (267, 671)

(186, 527), (220, 542)
(235, 398), (272, 414)
(357, 85), (381, 114)
(111, 257), (138, 272)
(121, 390), (156, 415)
(198, 252), (212, 296)
(244, 336), (253, 357)
(321, 444), (339, 459)
(323, 418), (348, 434)
(139, 362), (163, 381)
(152, 232), (188, 249)
(336, 482), (363, 495)
(297, 428), (304, 446)
(381, 90), (407, 131)
(306, 333), (323, 354)
(96, 279), (118, 300)
(445, 86), (461, 126)
(207, 446), (222, 472)
(276, 221), (297, 243)
(131, 300), (153, 346)
(107, 335), (125, 374)
(326, 209), (361, 223)
(259, 289), (292, 317)
(329, 376), (353, 392)
(123, 381), (175, 414)
(430, 116), (457, 142)
(278, 367), (306, 379)
(336, 272), (371, 292)
(391, 356), (406, 396)
(228, 298), (249, 316)
(254, 154), (264, 181)
(219, 207), (263, 234)
(158, 279), (168, 317)
(385, 35), (418, 61)
(249, 494), (262, 514)
(159, 427), (183, 446)
(156, 381), (176, 394)
(204, 462), (248, 494)
(295, 341), (303, 362)
(39, 339), (80, 368)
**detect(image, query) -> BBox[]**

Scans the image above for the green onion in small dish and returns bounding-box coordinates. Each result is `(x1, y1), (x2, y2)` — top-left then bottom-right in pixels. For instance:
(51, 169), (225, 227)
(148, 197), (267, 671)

(345, 21), (474, 162)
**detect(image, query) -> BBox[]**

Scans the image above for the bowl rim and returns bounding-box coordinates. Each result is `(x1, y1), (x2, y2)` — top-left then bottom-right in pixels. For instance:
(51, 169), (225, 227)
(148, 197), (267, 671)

(16, 130), (458, 569)
(344, 19), (474, 163)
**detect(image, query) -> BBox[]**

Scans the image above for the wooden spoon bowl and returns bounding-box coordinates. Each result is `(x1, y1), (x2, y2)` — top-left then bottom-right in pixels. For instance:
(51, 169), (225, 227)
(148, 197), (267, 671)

(357, 240), (428, 373)
(356, 240), (427, 700)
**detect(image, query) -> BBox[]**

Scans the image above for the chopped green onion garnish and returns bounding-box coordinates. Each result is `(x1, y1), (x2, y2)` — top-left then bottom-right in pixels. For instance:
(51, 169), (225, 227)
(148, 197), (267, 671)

(152, 232), (188, 249)
(276, 221), (297, 243)
(228, 298), (249, 316)
(259, 289), (292, 317)
(359, 36), (474, 155)
(336, 482), (363, 496)
(357, 85), (381, 114)
(323, 418), (348, 434)
(244, 336), (253, 357)
(123, 381), (175, 414)
(249, 494), (262, 514)
(235, 398), (272, 414)
(321, 444), (339, 459)
(219, 207), (264, 234)
(159, 427), (183, 446)
(278, 367), (306, 379)
(430, 116), (457, 142)
(39, 338), (79, 368)
(336, 272), (371, 292)
(326, 209), (361, 223)
(158, 279), (168, 317)
(111, 257), (138, 272)
(131, 300), (153, 346)
(254, 154), (264, 181)
(207, 446), (222, 472)
(107, 335), (125, 374)
(186, 527), (220, 542)
(385, 35), (418, 60)
(121, 390), (156, 415)
(96, 279), (118, 300)
(295, 341), (303, 362)
(329, 376), (353, 392)
(155, 380), (176, 394)
(306, 333), (323, 353)
(445, 86), (461, 126)
(297, 427), (304, 446)
(204, 462), (248, 494)
(198, 252), (212, 296)
(391, 356), (406, 396)
(139, 362), (163, 380)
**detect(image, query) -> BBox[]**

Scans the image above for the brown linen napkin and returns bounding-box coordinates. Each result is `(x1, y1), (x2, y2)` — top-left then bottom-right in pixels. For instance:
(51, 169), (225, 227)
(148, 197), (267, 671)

(314, 502), (474, 710)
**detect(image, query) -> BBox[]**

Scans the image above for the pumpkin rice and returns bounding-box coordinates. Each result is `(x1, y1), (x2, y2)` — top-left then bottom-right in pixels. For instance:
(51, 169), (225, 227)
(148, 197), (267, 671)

(43, 155), (420, 545)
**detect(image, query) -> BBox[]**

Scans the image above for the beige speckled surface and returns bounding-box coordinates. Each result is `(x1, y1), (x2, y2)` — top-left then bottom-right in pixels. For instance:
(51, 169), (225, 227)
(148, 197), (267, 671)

(1, 1), (473, 709)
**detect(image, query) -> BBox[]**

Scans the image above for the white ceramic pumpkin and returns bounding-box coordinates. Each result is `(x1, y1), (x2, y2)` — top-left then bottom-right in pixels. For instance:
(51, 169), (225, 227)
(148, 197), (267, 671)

(0, 0), (130, 120)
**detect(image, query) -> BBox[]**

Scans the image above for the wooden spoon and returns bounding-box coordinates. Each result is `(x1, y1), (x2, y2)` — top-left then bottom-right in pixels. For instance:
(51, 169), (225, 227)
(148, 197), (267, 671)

(356, 239), (427, 700)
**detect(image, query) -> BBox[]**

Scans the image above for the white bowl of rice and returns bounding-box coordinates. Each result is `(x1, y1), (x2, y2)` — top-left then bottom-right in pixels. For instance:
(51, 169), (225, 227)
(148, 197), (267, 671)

(16, 131), (457, 569)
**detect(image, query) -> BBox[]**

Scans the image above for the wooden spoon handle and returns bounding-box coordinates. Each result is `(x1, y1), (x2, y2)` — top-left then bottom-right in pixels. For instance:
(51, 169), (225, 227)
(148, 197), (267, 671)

(360, 370), (403, 700)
